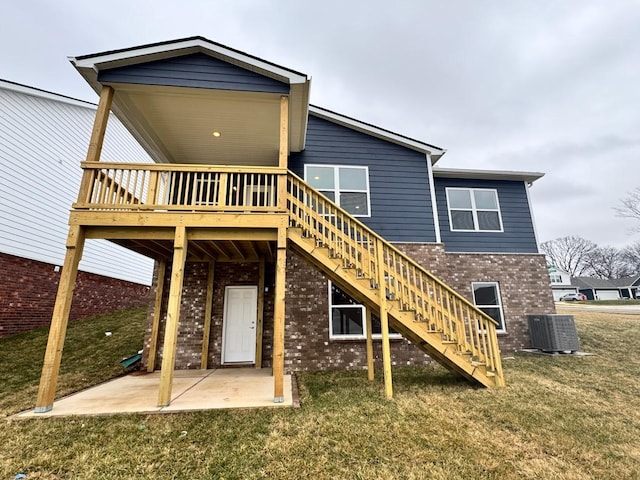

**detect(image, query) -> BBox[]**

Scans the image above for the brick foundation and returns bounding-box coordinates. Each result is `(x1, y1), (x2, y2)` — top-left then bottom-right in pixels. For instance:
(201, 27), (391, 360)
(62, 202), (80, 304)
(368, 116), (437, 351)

(142, 244), (555, 372)
(0, 252), (151, 337)
(394, 243), (556, 352)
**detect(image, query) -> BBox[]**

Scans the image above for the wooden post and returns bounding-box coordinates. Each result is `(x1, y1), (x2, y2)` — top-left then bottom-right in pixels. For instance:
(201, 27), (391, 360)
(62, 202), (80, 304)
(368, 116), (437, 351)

(365, 308), (375, 381)
(277, 96), (289, 211)
(279, 96), (289, 168)
(147, 259), (166, 372)
(35, 225), (86, 412)
(77, 86), (114, 204)
(157, 226), (188, 407)
(200, 260), (215, 369)
(273, 228), (287, 402)
(255, 258), (265, 368)
(86, 86), (114, 163)
(376, 239), (393, 399)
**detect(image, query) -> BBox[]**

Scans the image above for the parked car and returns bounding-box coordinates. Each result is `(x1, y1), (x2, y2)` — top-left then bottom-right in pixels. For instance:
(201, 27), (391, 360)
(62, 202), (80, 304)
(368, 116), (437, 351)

(560, 293), (587, 301)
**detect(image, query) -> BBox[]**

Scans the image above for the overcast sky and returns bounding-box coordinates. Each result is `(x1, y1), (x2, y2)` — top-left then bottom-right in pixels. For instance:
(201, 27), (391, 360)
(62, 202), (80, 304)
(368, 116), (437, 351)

(2, 1), (639, 248)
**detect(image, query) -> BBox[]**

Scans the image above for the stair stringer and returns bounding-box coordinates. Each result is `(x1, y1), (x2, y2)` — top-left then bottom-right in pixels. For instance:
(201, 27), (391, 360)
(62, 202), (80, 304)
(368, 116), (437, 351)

(288, 228), (499, 388)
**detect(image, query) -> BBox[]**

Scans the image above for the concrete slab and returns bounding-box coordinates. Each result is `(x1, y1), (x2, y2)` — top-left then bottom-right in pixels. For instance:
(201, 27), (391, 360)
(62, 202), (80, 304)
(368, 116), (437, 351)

(16, 368), (293, 418)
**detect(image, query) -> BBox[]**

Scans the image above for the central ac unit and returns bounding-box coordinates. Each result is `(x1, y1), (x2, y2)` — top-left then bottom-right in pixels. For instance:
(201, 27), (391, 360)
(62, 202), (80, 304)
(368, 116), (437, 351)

(527, 314), (580, 353)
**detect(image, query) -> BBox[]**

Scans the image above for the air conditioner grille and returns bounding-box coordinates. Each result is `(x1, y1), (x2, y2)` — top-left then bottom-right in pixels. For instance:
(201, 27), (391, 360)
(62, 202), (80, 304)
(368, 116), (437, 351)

(527, 314), (580, 352)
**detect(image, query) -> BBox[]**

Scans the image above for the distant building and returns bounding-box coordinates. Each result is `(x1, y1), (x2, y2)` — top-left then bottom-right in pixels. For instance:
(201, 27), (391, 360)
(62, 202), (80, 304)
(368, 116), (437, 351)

(547, 266), (578, 301)
(572, 275), (640, 300)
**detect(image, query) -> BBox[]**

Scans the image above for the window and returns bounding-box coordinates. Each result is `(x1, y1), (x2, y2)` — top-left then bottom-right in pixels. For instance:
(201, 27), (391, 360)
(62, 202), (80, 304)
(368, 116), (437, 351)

(305, 165), (370, 216)
(329, 281), (401, 339)
(472, 282), (506, 333)
(550, 274), (563, 284)
(446, 188), (503, 232)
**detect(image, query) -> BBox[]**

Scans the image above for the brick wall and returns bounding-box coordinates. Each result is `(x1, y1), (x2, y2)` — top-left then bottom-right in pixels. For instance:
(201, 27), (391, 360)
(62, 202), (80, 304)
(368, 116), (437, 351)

(142, 244), (555, 373)
(0, 252), (151, 337)
(395, 243), (556, 352)
(284, 250), (433, 371)
(143, 261), (275, 370)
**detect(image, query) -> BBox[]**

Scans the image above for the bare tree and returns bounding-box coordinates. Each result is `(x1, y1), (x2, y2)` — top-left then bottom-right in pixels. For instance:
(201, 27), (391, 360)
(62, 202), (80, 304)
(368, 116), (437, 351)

(621, 241), (640, 274)
(584, 246), (634, 279)
(540, 236), (597, 277)
(615, 187), (640, 231)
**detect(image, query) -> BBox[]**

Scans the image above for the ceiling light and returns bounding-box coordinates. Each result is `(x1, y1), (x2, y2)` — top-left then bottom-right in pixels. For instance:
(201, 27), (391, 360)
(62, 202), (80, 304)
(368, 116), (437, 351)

(212, 131), (221, 137)
(314, 176), (320, 180)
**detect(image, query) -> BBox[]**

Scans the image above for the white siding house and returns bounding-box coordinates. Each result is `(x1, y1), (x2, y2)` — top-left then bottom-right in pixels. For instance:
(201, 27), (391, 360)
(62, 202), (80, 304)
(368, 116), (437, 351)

(0, 79), (154, 285)
(548, 266), (578, 301)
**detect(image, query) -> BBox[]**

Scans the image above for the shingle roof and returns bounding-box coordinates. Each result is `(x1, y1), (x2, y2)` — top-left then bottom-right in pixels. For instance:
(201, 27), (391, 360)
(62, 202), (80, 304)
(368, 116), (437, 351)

(572, 275), (640, 289)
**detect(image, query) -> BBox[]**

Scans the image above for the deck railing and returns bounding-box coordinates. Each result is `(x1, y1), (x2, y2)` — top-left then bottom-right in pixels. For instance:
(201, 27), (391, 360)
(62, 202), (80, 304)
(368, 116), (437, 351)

(286, 172), (504, 385)
(75, 162), (286, 212)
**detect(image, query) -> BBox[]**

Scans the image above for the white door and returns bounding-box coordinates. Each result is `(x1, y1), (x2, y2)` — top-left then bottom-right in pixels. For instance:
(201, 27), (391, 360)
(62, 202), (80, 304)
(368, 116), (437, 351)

(222, 286), (258, 364)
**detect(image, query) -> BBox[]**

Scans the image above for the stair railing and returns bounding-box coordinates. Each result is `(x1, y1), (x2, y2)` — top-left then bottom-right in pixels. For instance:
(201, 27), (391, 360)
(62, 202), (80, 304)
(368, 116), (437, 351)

(287, 171), (504, 385)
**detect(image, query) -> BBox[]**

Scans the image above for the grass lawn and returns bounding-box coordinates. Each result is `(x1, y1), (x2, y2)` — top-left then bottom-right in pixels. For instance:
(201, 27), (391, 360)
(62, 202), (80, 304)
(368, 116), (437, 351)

(1, 308), (639, 479)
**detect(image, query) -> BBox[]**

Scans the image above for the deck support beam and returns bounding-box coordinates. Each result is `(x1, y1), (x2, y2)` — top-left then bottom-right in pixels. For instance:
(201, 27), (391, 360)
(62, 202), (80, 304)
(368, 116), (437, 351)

(35, 225), (86, 412)
(147, 259), (166, 372)
(200, 260), (215, 369)
(255, 258), (265, 368)
(157, 226), (188, 407)
(375, 239), (393, 398)
(365, 309), (375, 381)
(273, 228), (287, 402)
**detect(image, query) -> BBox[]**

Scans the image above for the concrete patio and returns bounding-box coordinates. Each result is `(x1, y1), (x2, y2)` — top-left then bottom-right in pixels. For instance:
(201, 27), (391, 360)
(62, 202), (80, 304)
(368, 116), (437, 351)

(17, 368), (293, 418)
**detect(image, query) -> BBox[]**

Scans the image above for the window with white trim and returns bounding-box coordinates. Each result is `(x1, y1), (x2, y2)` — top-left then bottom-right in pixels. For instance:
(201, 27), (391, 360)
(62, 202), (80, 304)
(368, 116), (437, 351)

(472, 282), (506, 332)
(328, 281), (401, 339)
(549, 274), (563, 284)
(446, 188), (503, 232)
(305, 165), (370, 216)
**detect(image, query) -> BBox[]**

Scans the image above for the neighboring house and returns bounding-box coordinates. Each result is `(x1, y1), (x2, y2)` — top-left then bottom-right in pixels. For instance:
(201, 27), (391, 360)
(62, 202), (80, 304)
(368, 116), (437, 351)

(33, 36), (555, 413)
(572, 275), (640, 300)
(548, 266), (578, 301)
(0, 79), (155, 337)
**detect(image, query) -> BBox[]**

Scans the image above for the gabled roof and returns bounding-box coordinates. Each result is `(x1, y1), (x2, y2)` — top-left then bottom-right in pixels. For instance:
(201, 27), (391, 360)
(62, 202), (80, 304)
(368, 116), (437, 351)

(69, 36), (449, 163)
(612, 275), (640, 287)
(572, 275), (640, 289)
(309, 105), (446, 160)
(433, 167), (544, 184)
(70, 36), (312, 158)
(71, 35), (309, 85)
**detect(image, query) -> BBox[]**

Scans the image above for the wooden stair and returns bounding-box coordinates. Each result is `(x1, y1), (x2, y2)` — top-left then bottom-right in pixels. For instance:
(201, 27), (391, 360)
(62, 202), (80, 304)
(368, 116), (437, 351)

(285, 172), (505, 388)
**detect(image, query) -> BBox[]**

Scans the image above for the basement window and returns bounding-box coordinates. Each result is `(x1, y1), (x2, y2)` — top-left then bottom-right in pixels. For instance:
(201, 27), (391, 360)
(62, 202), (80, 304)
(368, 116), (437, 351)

(328, 281), (401, 340)
(305, 165), (371, 217)
(471, 282), (506, 333)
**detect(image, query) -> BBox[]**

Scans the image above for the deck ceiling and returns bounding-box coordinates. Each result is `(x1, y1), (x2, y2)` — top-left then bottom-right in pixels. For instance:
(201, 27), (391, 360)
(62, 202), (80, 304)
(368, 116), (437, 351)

(110, 84), (282, 165)
(111, 238), (276, 263)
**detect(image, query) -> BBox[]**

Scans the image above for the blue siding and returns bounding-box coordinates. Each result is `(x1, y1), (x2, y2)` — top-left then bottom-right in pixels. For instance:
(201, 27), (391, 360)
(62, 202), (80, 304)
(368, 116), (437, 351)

(289, 115), (437, 242)
(434, 177), (538, 253)
(98, 53), (289, 94)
